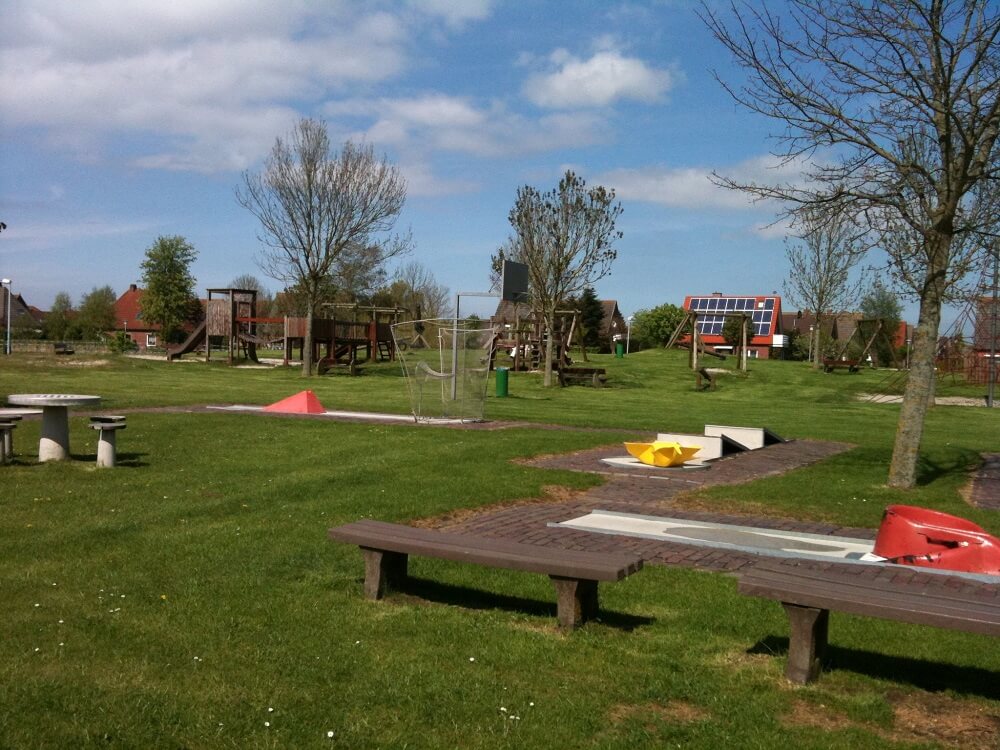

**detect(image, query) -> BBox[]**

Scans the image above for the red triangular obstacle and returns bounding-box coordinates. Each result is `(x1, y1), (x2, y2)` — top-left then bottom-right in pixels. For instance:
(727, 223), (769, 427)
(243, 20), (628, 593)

(263, 390), (325, 414)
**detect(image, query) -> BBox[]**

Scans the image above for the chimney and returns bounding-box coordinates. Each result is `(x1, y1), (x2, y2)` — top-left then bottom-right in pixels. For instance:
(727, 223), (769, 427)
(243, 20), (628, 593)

(130, 283), (138, 292)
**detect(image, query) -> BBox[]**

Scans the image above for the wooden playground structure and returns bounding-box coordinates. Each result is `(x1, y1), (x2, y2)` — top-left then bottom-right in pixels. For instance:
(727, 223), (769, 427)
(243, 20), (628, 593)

(489, 308), (580, 372)
(166, 289), (401, 369)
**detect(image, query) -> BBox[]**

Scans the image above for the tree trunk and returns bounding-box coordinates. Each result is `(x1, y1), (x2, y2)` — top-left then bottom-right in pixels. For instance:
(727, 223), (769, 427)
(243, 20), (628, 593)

(302, 299), (315, 377)
(887, 244), (947, 488)
(543, 312), (555, 387)
(811, 318), (822, 370)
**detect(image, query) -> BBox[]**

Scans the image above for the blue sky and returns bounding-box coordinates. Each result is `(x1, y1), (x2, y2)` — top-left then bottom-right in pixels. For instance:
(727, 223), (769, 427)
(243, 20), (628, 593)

(1, 0), (930, 324)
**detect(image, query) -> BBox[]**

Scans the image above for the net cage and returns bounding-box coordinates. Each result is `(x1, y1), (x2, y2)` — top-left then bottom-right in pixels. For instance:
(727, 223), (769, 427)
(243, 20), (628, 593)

(391, 318), (496, 423)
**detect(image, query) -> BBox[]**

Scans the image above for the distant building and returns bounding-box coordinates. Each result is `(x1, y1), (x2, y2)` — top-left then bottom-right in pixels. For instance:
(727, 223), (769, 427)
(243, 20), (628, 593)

(682, 293), (783, 359)
(114, 284), (162, 350)
(0, 286), (43, 334)
(968, 296), (1000, 384)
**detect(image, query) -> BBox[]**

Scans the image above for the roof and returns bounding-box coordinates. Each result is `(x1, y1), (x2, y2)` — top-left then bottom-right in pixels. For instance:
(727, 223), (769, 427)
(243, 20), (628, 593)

(114, 285), (162, 332)
(682, 294), (782, 345)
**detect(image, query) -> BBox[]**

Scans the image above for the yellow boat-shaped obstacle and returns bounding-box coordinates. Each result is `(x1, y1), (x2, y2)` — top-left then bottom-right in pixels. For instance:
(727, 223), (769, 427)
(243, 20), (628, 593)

(624, 440), (701, 468)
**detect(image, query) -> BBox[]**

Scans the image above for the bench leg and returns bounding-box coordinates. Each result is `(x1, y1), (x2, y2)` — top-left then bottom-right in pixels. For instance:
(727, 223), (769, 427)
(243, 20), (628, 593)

(3, 429), (12, 461)
(782, 603), (828, 684)
(361, 548), (408, 600)
(550, 576), (598, 629)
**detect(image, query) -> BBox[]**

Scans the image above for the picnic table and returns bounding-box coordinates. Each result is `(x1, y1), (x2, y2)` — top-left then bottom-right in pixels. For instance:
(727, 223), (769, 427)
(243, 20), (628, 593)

(6, 394), (101, 462)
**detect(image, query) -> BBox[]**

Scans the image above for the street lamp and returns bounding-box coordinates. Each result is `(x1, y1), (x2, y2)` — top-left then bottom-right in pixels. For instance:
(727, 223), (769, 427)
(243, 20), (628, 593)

(1, 278), (11, 355)
(626, 315), (633, 354)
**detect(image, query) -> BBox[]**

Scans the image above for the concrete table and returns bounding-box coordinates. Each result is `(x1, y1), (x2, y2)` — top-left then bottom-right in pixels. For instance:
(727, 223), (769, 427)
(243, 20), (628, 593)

(6, 394), (101, 462)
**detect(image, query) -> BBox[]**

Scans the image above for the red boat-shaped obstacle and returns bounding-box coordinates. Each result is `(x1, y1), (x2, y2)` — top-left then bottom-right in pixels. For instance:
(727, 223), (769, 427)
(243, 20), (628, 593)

(873, 504), (1000, 575)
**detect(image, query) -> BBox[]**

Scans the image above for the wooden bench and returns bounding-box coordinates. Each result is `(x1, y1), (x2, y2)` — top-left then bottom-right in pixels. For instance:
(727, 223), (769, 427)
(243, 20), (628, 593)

(738, 558), (1000, 684)
(558, 366), (607, 387)
(53, 342), (75, 355)
(821, 358), (858, 373)
(328, 519), (643, 629)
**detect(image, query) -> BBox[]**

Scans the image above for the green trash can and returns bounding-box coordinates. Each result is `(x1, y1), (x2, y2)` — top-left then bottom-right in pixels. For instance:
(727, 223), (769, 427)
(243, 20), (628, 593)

(615, 340), (625, 358)
(496, 367), (509, 397)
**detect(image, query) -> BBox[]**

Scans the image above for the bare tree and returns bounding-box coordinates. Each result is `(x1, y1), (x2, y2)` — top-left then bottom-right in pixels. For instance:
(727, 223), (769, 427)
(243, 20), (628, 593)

(783, 208), (865, 369)
(236, 119), (407, 376)
(494, 170), (622, 386)
(701, 0), (1000, 488)
(392, 261), (451, 319)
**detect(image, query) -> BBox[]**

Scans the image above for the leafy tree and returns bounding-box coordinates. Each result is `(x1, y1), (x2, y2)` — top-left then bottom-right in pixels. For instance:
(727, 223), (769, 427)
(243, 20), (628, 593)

(631, 303), (685, 349)
(702, 0), (1000, 488)
(721, 313), (751, 361)
(140, 235), (199, 343)
(108, 331), (138, 353)
(574, 287), (606, 351)
(76, 286), (117, 340)
(44, 291), (74, 341)
(493, 170), (622, 386)
(237, 119), (408, 376)
(860, 281), (904, 366)
(782, 208), (864, 369)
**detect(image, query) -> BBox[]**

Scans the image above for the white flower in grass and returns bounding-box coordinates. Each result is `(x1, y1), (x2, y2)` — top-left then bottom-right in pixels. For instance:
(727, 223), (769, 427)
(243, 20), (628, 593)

(469, 657), (475, 662)
(264, 721), (270, 727)
(327, 731), (335, 738)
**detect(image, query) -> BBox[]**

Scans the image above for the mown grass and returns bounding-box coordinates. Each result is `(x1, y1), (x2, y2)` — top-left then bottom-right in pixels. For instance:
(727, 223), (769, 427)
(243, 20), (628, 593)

(1, 350), (998, 748)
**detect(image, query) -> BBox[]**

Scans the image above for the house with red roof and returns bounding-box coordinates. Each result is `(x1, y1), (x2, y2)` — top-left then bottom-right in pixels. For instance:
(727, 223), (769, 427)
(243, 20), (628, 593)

(114, 284), (162, 350)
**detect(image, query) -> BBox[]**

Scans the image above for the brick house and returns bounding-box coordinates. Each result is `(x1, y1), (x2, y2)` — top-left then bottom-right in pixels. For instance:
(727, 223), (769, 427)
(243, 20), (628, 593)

(114, 284), (162, 350)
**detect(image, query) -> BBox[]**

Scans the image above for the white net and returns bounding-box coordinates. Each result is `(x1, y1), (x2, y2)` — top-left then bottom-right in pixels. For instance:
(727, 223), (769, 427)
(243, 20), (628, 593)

(391, 319), (496, 422)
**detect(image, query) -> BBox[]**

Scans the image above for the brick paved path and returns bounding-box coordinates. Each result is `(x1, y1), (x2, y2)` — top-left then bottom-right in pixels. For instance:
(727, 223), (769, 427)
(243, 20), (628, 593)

(970, 453), (1000, 510)
(427, 438), (1000, 600)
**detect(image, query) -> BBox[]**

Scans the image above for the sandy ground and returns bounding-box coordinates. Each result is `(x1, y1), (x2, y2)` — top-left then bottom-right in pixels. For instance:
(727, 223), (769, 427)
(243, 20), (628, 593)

(859, 392), (990, 407)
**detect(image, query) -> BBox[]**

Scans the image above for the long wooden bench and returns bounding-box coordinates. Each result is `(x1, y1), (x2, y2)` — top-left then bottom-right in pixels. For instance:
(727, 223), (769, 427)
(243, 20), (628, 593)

(558, 366), (607, 387)
(738, 558), (1000, 684)
(328, 519), (643, 629)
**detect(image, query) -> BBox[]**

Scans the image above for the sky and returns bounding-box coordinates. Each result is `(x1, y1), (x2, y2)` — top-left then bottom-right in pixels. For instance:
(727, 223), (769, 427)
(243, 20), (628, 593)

(0, 0), (951, 326)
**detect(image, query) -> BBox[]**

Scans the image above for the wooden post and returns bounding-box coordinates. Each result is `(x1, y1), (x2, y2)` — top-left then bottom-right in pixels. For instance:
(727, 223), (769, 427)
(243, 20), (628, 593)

(691, 315), (700, 372)
(361, 548), (408, 600)
(782, 603), (829, 683)
(740, 314), (749, 372)
(550, 576), (599, 629)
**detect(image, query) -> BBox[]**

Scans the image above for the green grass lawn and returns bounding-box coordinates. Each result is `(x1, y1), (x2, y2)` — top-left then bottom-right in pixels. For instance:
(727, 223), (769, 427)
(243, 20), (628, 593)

(1, 350), (998, 748)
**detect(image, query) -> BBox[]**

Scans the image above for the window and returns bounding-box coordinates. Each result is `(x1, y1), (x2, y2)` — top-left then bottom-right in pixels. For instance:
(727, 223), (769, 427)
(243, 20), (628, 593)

(146, 333), (157, 347)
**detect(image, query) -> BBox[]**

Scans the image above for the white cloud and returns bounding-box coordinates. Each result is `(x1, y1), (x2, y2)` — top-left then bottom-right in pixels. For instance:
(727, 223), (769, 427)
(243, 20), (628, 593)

(0, 2), (410, 173)
(524, 48), (677, 108)
(325, 94), (609, 160)
(599, 155), (811, 211)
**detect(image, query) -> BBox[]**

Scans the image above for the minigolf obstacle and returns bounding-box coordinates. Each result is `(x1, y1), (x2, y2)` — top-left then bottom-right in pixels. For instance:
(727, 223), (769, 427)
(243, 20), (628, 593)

(263, 390), (326, 414)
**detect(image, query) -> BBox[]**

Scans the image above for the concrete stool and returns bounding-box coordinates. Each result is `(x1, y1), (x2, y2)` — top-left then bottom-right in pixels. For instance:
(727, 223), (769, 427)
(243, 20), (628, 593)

(1, 415), (22, 461)
(89, 416), (127, 468)
(0, 421), (17, 465)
